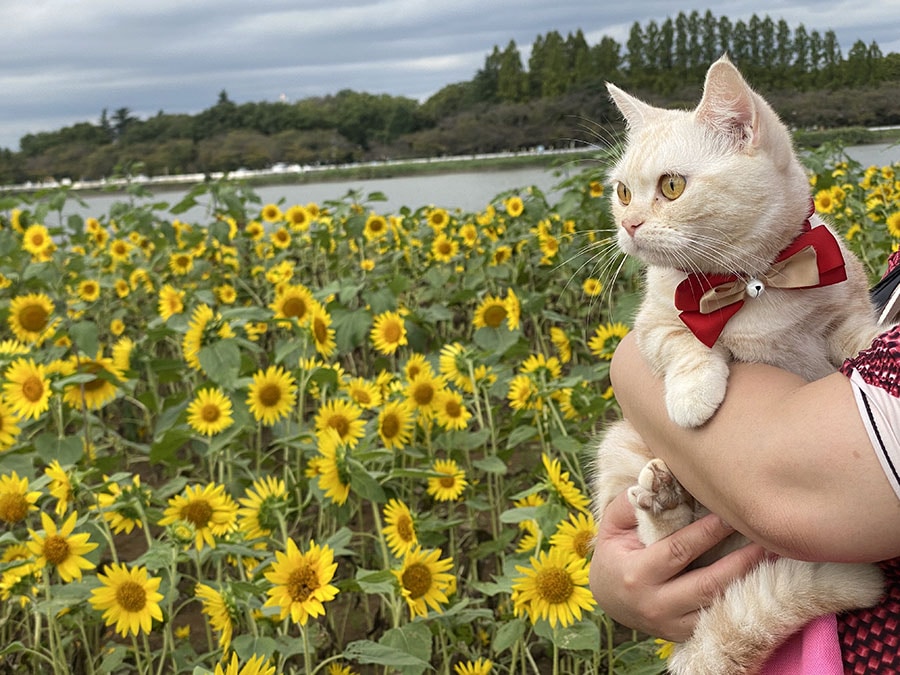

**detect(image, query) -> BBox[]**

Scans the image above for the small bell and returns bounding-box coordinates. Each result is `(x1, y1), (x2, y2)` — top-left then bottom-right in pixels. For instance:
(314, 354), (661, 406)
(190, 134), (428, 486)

(746, 279), (765, 298)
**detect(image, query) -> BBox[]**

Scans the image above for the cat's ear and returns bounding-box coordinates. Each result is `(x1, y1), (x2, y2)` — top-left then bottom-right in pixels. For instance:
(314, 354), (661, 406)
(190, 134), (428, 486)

(606, 83), (660, 132)
(695, 57), (759, 149)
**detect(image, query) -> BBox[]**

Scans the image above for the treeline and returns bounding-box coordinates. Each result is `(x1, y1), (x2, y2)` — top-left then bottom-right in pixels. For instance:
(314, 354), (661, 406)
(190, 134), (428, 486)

(3, 10), (899, 186)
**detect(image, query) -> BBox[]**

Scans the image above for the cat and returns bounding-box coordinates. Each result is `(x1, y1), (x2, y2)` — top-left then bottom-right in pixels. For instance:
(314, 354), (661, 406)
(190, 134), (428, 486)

(590, 56), (886, 675)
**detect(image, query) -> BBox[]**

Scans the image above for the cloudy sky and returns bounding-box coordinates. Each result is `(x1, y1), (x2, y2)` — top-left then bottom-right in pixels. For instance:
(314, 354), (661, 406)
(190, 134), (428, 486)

(2, 0), (897, 151)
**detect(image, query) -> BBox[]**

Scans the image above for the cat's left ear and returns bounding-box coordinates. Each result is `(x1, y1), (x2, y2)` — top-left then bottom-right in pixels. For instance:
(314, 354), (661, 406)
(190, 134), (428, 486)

(695, 58), (759, 149)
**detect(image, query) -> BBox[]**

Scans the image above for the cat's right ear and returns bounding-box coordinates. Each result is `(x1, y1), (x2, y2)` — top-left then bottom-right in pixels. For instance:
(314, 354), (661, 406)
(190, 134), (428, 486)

(606, 83), (659, 133)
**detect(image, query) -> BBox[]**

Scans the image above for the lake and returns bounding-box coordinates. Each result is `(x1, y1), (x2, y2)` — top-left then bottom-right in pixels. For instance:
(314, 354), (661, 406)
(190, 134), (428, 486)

(70, 142), (898, 221)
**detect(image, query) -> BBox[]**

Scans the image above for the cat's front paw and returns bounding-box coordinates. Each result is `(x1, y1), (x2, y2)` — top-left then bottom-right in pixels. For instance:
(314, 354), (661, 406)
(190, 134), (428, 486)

(627, 458), (690, 514)
(665, 359), (729, 427)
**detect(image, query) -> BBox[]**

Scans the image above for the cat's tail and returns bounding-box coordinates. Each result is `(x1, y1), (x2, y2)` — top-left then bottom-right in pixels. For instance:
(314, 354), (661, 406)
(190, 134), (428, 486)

(667, 558), (884, 675)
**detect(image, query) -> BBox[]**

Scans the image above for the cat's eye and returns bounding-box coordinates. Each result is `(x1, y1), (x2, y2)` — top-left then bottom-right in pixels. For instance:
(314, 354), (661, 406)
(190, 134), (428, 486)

(616, 182), (632, 205)
(659, 174), (686, 200)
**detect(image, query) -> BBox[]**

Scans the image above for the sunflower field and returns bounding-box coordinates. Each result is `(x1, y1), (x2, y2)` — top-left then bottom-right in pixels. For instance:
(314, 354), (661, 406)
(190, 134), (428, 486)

(0, 146), (897, 675)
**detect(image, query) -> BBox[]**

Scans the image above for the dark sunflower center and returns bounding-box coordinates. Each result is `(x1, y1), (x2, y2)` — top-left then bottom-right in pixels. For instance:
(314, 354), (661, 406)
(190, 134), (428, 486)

(282, 297), (308, 319)
(573, 531), (593, 559)
(258, 383), (282, 407)
(43, 535), (71, 565)
(116, 580), (147, 612)
(412, 383), (434, 406)
(536, 566), (573, 604)
(0, 493), (29, 523)
(312, 317), (328, 343)
(181, 500), (213, 527)
(483, 305), (507, 328)
(444, 400), (461, 418)
(439, 475), (456, 489)
(396, 515), (414, 541)
(286, 564), (318, 603)
(381, 322), (401, 344)
(381, 414), (400, 438)
(327, 415), (349, 438)
(20, 305), (49, 332)
(22, 376), (45, 402)
(201, 403), (221, 423)
(401, 562), (431, 600)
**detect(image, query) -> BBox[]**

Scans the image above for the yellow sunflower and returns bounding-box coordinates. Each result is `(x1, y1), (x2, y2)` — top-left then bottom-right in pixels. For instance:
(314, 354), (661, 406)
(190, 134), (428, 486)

(314, 398), (365, 447)
(195, 582), (236, 650)
(76, 279), (101, 302)
(383, 499), (418, 558)
(439, 342), (475, 393)
(270, 283), (316, 327)
(511, 546), (596, 628)
(27, 511), (98, 583)
(514, 493), (545, 553)
(187, 387), (234, 436)
(183, 304), (235, 372)
(454, 659), (493, 675)
(4, 358), (52, 420)
(434, 389), (471, 431)
(473, 288), (520, 331)
(309, 301), (337, 358)
(8, 292), (58, 344)
(246, 365), (297, 426)
(237, 475), (288, 541)
(263, 538), (339, 625)
(406, 371), (446, 416)
(158, 483), (238, 551)
(270, 226), (292, 249)
(45, 460), (73, 517)
(403, 352), (433, 382)
(0, 471), (40, 524)
(504, 195), (524, 218)
(363, 213), (389, 241)
(158, 284), (186, 321)
(95, 474), (148, 535)
(393, 545), (455, 619)
(168, 250), (194, 275)
(260, 203), (283, 223)
(60, 352), (122, 410)
(550, 511), (598, 559)
(582, 277), (603, 297)
(285, 204), (310, 231)
(377, 399), (415, 450)
(314, 428), (351, 506)
(370, 310), (408, 355)
(588, 322), (630, 360)
(343, 376), (382, 410)
(427, 458), (467, 502)
(89, 563), (164, 637)
(887, 211), (900, 239)
(0, 400), (22, 452)
(427, 208), (450, 230)
(112, 336), (135, 373)
(549, 327), (572, 363)
(588, 180), (605, 198)
(507, 373), (541, 411)
(542, 453), (590, 513)
(22, 223), (54, 257)
(214, 653), (276, 675)
(431, 233), (459, 263)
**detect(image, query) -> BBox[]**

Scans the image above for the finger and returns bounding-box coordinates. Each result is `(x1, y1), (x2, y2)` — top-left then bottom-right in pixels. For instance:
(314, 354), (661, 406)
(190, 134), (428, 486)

(599, 491), (638, 532)
(642, 512), (738, 580)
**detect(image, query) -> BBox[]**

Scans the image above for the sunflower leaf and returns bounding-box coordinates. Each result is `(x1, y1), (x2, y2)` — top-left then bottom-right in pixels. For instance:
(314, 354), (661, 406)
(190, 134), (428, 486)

(198, 340), (241, 388)
(344, 638), (432, 669)
(69, 320), (99, 358)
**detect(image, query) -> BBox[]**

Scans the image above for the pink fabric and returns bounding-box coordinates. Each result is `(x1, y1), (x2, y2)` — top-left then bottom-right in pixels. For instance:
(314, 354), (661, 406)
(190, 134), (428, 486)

(759, 614), (843, 675)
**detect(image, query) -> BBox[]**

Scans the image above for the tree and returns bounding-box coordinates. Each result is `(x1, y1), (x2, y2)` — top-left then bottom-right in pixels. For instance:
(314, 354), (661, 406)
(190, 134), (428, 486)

(701, 10), (719, 65)
(473, 46), (502, 103)
(625, 22), (647, 84)
(112, 108), (137, 140)
(497, 41), (527, 102)
(566, 30), (592, 89)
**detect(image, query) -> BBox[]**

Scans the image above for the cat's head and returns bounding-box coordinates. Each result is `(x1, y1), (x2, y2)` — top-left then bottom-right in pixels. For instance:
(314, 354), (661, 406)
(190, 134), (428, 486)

(606, 56), (811, 277)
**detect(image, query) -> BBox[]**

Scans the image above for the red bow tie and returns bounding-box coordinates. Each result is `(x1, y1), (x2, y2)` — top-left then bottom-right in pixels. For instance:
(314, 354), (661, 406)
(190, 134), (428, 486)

(674, 219), (847, 348)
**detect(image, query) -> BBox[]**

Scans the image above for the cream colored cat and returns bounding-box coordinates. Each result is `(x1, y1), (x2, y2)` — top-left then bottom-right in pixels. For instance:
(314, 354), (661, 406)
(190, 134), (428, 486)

(591, 56), (885, 674)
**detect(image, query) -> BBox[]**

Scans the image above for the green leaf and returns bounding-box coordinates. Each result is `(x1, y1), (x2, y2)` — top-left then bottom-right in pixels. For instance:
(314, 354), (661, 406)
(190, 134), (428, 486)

(472, 455), (507, 474)
(506, 424), (538, 448)
(344, 639), (432, 668)
(493, 617), (526, 654)
(348, 459), (386, 503)
(379, 623), (433, 674)
(198, 339), (241, 388)
(534, 618), (600, 653)
(355, 568), (396, 594)
(69, 320), (99, 357)
(33, 433), (84, 465)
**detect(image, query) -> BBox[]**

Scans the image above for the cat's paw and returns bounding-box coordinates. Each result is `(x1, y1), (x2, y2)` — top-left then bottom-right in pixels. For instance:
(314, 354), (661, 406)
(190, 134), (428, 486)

(627, 459), (689, 514)
(664, 360), (729, 427)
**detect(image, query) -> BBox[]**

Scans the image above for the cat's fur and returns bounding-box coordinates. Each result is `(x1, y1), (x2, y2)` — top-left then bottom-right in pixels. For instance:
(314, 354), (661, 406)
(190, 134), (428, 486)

(591, 56), (885, 675)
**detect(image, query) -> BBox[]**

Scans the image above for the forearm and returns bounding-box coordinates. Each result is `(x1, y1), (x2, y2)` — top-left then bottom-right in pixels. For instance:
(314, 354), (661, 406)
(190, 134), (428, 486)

(609, 332), (900, 562)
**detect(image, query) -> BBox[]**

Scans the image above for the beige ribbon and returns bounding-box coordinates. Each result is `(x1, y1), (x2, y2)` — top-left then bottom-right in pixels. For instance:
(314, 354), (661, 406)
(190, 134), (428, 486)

(698, 245), (821, 314)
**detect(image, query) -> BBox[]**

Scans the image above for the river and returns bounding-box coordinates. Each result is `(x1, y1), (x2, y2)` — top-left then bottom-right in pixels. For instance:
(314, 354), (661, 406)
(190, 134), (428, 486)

(70, 142), (898, 221)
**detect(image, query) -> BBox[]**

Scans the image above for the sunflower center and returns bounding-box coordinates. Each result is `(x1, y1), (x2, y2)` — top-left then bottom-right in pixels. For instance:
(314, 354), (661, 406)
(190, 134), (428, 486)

(181, 500), (213, 527)
(286, 563), (318, 603)
(483, 305), (507, 328)
(201, 403), (221, 423)
(535, 566), (573, 604)
(327, 415), (349, 438)
(116, 580), (147, 612)
(312, 318), (328, 343)
(573, 530), (593, 559)
(0, 493), (29, 523)
(381, 414), (399, 439)
(443, 400), (461, 418)
(21, 375), (45, 402)
(380, 322), (402, 344)
(437, 241), (452, 255)
(282, 297), (308, 319)
(412, 383), (435, 406)
(401, 562), (432, 600)
(43, 535), (71, 565)
(396, 515), (414, 542)
(20, 305), (49, 332)
(258, 383), (283, 407)
(438, 475), (456, 489)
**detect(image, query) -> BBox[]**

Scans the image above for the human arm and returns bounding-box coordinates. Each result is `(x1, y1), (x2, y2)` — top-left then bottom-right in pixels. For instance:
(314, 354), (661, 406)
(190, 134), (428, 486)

(610, 331), (900, 562)
(589, 491), (769, 641)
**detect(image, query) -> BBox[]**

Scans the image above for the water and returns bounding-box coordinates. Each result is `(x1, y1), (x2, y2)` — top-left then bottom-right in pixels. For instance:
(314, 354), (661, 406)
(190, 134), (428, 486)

(63, 143), (899, 221)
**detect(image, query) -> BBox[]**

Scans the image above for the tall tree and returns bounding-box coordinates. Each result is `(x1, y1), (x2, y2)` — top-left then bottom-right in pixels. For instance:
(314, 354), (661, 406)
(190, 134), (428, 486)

(701, 10), (719, 65)
(566, 30), (592, 88)
(625, 22), (647, 84)
(497, 40), (527, 102)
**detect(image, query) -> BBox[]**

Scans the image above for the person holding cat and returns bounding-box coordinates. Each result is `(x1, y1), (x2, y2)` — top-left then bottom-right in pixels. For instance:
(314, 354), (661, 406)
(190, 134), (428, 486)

(590, 329), (900, 673)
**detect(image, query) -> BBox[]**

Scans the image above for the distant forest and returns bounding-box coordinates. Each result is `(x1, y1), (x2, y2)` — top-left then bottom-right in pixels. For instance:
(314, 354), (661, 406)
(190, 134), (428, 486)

(3, 10), (898, 185)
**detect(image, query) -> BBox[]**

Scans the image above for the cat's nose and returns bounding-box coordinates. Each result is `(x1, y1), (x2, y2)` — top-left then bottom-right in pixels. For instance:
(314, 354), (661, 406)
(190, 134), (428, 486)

(621, 219), (643, 237)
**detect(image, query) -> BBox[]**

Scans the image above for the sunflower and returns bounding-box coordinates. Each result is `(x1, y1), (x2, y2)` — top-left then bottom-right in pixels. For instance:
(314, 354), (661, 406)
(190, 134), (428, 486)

(343, 376), (382, 410)
(158, 483), (238, 551)
(439, 342), (475, 393)
(110, 318), (125, 336)
(427, 208), (450, 230)
(27, 511), (98, 582)
(513, 493), (545, 553)
(473, 288), (520, 331)
(214, 653), (276, 675)
(393, 546), (455, 619)
(60, 353), (122, 410)
(454, 658), (494, 675)
(434, 389), (471, 431)
(427, 458), (467, 502)
(403, 352), (433, 382)
(588, 322), (630, 361)
(589, 180), (605, 198)
(4, 358), (52, 420)
(550, 511), (598, 559)
(370, 310), (408, 355)
(285, 204), (310, 231)
(158, 284), (185, 320)
(8, 292), (58, 344)
(260, 203), (283, 223)
(364, 213), (388, 241)
(183, 304), (236, 372)
(215, 283), (238, 304)
(45, 460), (73, 517)
(0, 471), (40, 524)
(168, 250), (194, 275)
(490, 245), (512, 266)
(95, 474), (148, 535)
(549, 327), (572, 364)
(511, 546), (596, 628)
(108, 238), (133, 263)
(542, 453), (590, 513)
(507, 373), (541, 411)
(263, 538), (339, 625)
(377, 400), (415, 450)
(309, 301), (337, 358)
(406, 371), (446, 416)
(383, 499), (418, 558)
(459, 222), (478, 247)
(582, 277), (603, 297)
(314, 428), (351, 506)
(89, 563), (164, 637)
(246, 365), (297, 426)
(187, 387), (234, 437)
(887, 211), (900, 239)
(431, 233), (459, 263)
(270, 283), (316, 327)
(112, 336), (135, 373)
(314, 398), (365, 447)
(22, 223), (54, 257)
(0, 400), (21, 452)
(195, 582), (236, 650)
(270, 226), (292, 249)
(520, 353), (562, 381)
(76, 279), (101, 302)
(237, 475), (288, 541)
(326, 664), (358, 675)
(504, 195), (524, 218)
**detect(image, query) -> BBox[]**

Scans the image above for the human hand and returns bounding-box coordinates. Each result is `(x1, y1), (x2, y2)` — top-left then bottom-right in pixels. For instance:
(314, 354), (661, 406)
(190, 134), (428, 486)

(589, 491), (769, 642)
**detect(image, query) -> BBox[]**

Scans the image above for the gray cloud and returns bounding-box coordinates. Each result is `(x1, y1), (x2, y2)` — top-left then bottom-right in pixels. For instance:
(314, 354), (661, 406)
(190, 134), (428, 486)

(0, 0), (896, 150)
